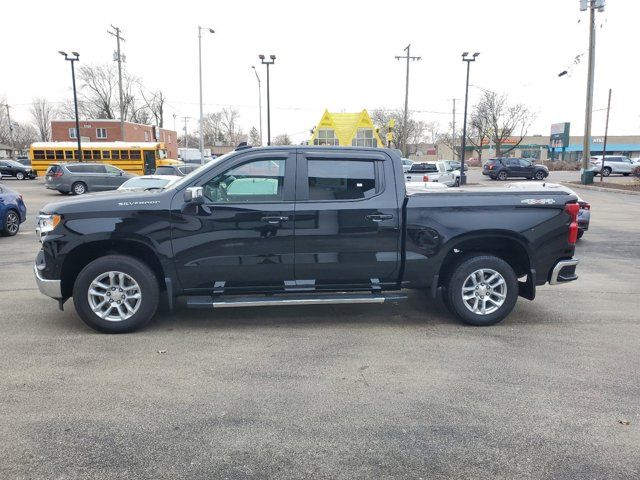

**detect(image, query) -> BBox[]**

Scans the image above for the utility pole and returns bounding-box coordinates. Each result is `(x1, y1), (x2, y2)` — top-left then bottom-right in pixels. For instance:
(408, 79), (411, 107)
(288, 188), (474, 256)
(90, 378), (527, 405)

(108, 25), (126, 140)
(3, 103), (15, 158)
(198, 26), (214, 165)
(181, 116), (190, 165)
(395, 44), (421, 156)
(580, 0), (604, 184)
(173, 113), (177, 133)
(600, 88), (612, 183)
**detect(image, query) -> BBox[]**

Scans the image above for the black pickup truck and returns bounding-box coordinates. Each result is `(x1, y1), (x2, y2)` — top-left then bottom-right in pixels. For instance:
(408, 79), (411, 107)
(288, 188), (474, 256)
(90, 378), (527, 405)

(34, 146), (580, 333)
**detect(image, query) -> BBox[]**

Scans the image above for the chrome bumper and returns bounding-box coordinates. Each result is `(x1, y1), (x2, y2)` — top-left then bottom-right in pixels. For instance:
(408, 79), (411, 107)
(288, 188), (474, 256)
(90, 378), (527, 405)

(34, 265), (62, 299)
(549, 259), (579, 285)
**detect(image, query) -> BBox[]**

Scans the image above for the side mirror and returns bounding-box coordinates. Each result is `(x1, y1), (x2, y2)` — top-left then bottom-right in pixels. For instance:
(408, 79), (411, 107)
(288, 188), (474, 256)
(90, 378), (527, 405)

(184, 186), (204, 205)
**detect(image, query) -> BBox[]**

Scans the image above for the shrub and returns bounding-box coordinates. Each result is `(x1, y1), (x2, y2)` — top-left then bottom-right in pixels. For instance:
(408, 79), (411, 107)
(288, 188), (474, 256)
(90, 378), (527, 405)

(544, 160), (580, 171)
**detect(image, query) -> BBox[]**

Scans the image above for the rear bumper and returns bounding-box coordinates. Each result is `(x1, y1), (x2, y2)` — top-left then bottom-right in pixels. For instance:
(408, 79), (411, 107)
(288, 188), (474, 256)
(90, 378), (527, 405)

(549, 259), (579, 285)
(34, 265), (62, 299)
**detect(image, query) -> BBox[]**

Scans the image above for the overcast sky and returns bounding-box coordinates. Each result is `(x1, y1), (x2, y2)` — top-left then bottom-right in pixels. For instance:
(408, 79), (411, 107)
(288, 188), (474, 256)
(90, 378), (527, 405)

(2, 0), (636, 143)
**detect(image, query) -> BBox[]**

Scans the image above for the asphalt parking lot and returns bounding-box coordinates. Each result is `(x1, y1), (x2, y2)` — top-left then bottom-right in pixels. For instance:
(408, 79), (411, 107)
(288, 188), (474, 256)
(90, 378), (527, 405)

(1, 174), (639, 479)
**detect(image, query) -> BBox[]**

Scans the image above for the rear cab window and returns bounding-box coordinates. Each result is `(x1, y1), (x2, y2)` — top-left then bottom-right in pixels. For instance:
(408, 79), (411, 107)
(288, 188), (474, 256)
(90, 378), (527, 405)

(307, 159), (377, 201)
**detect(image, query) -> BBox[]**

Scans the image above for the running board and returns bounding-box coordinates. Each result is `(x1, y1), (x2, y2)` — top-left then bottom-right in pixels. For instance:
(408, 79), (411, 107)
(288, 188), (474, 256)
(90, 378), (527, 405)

(186, 292), (408, 309)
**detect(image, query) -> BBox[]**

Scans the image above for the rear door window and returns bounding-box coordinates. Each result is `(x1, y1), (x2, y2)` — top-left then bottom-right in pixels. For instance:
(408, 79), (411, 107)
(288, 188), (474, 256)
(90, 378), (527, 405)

(307, 159), (377, 201)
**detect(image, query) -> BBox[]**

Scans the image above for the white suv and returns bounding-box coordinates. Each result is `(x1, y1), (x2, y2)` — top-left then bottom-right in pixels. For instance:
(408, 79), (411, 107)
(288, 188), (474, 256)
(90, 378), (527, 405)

(590, 155), (639, 177)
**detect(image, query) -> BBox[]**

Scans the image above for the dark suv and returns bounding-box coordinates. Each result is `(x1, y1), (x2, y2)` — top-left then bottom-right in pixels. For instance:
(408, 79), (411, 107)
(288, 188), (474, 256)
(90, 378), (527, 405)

(0, 159), (37, 180)
(482, 158), (549, 181)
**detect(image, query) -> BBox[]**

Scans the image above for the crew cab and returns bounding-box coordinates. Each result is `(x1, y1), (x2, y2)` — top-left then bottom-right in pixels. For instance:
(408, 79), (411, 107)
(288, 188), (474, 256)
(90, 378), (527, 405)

(34, 146), (580, 333)
(405, 161), (461, 187)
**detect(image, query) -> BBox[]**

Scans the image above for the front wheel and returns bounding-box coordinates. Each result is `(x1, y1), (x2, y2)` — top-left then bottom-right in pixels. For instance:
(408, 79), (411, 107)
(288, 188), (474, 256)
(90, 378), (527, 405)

(73, 255), (160, 333)
(454, 178), (460, 187)
(16, 172), (25, 180)
(602, 167), (612, 177)
(443, 255), (518, 326)
(534, 170), (546, 180)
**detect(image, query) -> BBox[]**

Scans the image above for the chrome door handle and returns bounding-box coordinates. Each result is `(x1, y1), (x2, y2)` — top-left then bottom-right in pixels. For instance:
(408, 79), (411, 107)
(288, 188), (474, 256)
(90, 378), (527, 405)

(366, 214), (393, 222)
(261, 216), (289, 224)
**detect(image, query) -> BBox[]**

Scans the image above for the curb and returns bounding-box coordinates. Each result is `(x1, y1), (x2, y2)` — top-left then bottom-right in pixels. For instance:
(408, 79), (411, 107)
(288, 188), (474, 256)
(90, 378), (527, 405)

(560, 182), (640, 196)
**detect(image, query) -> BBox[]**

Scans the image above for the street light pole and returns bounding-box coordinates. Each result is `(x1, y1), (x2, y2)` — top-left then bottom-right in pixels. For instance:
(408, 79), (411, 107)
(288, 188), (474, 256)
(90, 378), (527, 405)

(460, 52), (479, 186)
(198, 26), (215, 165)
(59, 51), (83, 161)
(251, 66), (263, 145)
(395, 44), (421, 156)
(259, 55), (276, 146)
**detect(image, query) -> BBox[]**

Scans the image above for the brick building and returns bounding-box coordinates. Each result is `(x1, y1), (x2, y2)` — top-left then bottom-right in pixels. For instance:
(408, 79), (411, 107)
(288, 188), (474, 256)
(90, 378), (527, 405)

(51, 119), (178, 159)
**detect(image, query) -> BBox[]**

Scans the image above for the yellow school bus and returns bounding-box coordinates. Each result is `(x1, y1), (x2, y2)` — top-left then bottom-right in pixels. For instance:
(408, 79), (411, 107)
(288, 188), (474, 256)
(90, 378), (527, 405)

(29, 142), (182, 176)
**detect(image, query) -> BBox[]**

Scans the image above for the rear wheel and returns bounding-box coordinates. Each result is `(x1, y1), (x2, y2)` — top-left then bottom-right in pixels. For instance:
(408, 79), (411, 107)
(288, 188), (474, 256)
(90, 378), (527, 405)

(1, 209), (20, 236)
(73, 255), (160, 333)
(16, 171), (25, 180)
(443, 255), (518, 326)
(602, 167), (612, 177)
(72, 181), (87, 195)
(623, 173), (630, 177)
(497, 171), (508, 181)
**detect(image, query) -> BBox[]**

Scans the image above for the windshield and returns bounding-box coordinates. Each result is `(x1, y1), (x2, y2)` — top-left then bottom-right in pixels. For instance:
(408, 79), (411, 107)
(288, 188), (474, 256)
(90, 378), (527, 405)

(119, 177), (173, 190)
(170, 152), (233, 189)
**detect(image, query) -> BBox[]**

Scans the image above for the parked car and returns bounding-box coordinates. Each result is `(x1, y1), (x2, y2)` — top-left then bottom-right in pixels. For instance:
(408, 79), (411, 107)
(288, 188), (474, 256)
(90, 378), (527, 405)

(401, 158), (414, 173)
(0, 183), (27, 236)
(117, 175), (181, 192)
(0, 159), (37, 180)
(589, 155), (639, 177)
(443, 159), (468, 172)
(34, 145), (580, 333)
(482, 158), (549, 181)
(405, 161), (461, 187)
(44, 163), (135, 195)
(577, 198), (590, 239)
(154, 164), (202, 177)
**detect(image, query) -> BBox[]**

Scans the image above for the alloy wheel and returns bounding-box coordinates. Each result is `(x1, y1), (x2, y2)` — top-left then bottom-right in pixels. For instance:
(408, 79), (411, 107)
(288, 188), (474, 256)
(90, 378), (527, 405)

(461, 268), (507, 315)
(6, 212), (19, 234)
(87, 271), (142, 322)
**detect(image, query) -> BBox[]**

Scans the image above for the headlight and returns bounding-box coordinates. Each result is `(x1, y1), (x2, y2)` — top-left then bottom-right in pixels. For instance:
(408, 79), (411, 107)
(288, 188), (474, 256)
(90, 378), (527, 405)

(37, 214), (62, 235)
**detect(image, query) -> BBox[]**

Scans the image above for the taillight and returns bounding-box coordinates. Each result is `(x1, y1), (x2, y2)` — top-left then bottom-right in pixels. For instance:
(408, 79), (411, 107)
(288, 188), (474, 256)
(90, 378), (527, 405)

(49, 170), (63, 177)
(423, 175), (430, 182)
(565, 203), (580, 244)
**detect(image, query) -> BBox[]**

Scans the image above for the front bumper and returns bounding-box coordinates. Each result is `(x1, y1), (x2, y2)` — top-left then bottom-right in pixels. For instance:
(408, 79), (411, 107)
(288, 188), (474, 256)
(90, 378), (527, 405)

(549, 259), (579, 285)
(34, 265), (62, 299)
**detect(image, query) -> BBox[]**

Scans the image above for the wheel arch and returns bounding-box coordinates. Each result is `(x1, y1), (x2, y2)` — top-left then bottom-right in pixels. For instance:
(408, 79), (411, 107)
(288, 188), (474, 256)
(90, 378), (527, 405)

(60, 239), (166, 298)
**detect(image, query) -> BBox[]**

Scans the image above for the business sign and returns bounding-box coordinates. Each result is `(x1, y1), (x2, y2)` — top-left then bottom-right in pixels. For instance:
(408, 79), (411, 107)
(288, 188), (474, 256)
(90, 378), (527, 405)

(550, 122), (570, 149)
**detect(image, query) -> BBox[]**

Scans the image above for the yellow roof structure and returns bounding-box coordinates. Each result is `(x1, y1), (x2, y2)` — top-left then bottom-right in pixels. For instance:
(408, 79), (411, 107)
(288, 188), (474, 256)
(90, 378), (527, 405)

(310, 109), (384, 147)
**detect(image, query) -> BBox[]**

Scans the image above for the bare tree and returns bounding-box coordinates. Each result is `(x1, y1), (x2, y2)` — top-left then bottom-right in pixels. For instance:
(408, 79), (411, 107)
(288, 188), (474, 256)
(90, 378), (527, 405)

(30, 98), (57, 141)
(202, 112), (224, 146)
(372, 109), (426, 155)
(472, 91), (535, 157)
(12, 123), (39, 151)
(273, 133), (292, 145)
(221, 108), (244, 145)
(141, 90), (166, 127)
(248, 126), (261, 146)
(466, 111), (491, 163)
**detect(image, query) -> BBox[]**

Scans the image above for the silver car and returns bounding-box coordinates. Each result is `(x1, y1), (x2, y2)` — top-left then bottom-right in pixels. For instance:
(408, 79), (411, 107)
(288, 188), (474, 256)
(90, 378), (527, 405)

(589, 155), (639, 177)
(45, 163), (135, 195)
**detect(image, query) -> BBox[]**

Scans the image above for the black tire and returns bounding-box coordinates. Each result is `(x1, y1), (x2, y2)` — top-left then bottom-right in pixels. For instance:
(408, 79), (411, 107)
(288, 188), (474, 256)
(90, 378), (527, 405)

(73, 255), (160, 333)
(454, 178), (460, 187)
(623, 173), (630, 177)
(16, 171), (25, 180)
(602, 167), (611, 177)
(497, 171), (508, 181)
(577, 229), (584, 240)
(534, 170), (546, 180)
(72, 181), (87, 195)
(443, 254), (518, 326)
(1, 209), (20, 236)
